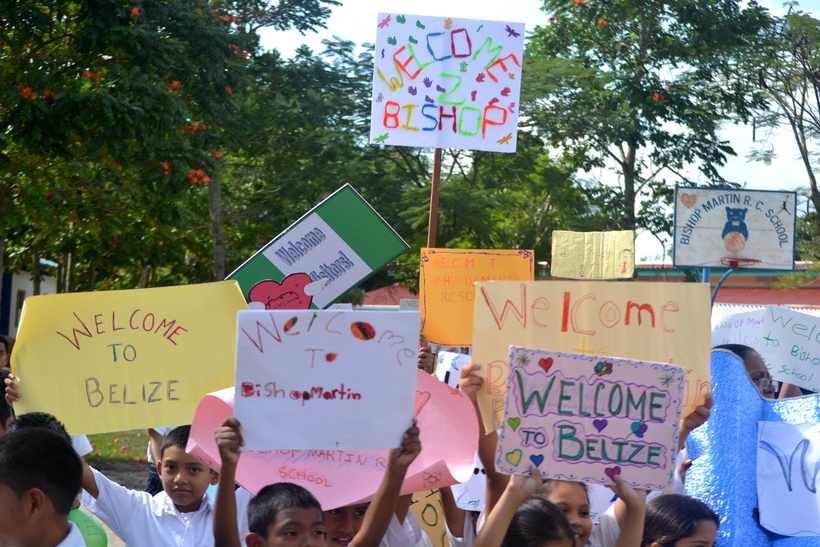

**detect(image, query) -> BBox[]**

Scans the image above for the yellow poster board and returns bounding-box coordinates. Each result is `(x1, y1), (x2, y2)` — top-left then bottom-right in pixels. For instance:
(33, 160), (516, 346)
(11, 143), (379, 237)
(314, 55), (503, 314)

(11, 281), (248, 435)
(419, 248), (534, 346)
(472, 281), (711, 432)
(550, 230), (635, 279)
(410, 490), (449, 547)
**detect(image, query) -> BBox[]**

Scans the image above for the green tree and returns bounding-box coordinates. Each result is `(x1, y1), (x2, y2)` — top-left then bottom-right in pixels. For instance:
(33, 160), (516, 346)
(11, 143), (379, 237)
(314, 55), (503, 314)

(744, 8), (820, 225)
(218, 38), (431, 279)
(0, 0), (341, 295)
(393, 131), (609, 291)
(524, 0), (772, 236)
(0, 0), (249, 294)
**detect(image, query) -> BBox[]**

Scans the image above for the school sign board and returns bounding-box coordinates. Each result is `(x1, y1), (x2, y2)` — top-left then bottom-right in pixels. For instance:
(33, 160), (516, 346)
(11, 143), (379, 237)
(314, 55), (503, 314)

(370, 13), (525, 152)
(227, 185), (408, 309)
(673, 186), (796, 270)
(497, 347), (684, 491)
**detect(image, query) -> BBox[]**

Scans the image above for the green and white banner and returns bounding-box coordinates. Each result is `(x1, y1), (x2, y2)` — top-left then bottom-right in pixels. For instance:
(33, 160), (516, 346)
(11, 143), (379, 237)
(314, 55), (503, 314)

(227, 184), (409, 309)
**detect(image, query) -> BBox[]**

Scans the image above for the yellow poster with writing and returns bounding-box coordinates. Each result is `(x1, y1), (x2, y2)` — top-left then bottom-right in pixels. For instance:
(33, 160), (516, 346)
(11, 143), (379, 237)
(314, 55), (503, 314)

(419, 248), (534, 346)
(410, 490), (449, 547)
(11, 281), (248, 435)
(550, 230), (635, 279)
(472, 281), (711, 432)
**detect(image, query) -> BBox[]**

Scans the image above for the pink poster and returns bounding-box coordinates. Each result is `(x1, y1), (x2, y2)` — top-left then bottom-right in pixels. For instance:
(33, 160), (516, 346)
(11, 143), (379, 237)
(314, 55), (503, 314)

(188, 370), (478, 510)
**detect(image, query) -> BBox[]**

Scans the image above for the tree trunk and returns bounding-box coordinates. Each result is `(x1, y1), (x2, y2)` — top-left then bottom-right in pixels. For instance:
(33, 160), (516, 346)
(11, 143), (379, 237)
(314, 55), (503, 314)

(139, 265), (148, 288)
(31, 244), (42, 296)
(0, 188), (5, 317)
(57, 254), (65, 293)
(208, 172), (226, 280)
(623, 144), (638, 231)
(67, 251), (76, 293)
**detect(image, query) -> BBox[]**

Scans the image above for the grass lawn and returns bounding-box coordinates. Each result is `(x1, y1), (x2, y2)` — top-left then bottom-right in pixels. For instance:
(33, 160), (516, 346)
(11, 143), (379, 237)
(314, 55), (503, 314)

(86, 430), (149, 465)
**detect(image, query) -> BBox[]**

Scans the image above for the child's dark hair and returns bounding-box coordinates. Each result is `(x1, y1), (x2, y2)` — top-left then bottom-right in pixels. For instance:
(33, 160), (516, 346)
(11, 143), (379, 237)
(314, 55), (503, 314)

(642, 494), (719, 547)
(248, 482), (323, 537)
(160, 425), (191, 458)
(0, 427), (83, 515)
(501, 497), (574, 547)
(8, 411), (71, 443)
(0, 368), (14, 427)
(713, 344), (756, 360)
(534, 478), (589, 503)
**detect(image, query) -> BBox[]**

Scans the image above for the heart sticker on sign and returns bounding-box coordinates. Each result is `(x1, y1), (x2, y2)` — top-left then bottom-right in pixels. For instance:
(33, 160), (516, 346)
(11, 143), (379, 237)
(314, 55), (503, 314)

(248, 273), (314, 310)
(539, 358), (554, 373)
(679, 192), (698, 208)
(506, 449), (523, 466)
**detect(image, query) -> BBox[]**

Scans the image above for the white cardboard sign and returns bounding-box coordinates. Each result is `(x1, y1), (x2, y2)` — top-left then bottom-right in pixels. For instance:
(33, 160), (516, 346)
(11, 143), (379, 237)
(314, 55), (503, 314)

(234, 310), (419, 450)
(370, 13), (524, 152)
(713, 306), (820, 392)
(758, 421), (820, 536)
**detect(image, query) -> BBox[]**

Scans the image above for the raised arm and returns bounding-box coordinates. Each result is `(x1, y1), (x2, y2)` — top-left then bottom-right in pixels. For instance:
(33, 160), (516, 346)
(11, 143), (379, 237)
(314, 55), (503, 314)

(474, 465), (540, 547)
(350, 421), (421, 547)
(677, 393), (712, 451)
(459, 363), (509, 516)
(439, 486), (467, 538)
(214, 417), (244, 547)
(608, 476), (647, 547)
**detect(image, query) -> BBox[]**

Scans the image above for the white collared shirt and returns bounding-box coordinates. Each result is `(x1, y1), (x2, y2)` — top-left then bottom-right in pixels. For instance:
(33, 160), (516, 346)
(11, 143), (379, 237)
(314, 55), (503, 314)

(379, 513), (433, 547)
(56, 522), (87, 547)
(82, 467), (250, 547)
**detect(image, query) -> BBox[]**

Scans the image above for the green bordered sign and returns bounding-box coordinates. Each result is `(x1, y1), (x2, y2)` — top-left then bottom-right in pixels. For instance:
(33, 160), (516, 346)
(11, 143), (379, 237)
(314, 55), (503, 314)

(227, 184), (409, 309)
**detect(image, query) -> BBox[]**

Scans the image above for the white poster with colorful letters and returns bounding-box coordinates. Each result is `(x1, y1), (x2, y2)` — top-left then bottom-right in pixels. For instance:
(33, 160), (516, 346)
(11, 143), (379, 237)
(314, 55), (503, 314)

(234, 309), (419, 451)
(496, 347), (685, 491)
(370, 13), (525, 152)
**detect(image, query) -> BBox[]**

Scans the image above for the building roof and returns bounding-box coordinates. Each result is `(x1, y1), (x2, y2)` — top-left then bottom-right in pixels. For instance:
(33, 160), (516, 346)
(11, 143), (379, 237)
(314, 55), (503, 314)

(712, 287), (820, 306)
(363, 283), (417, 306)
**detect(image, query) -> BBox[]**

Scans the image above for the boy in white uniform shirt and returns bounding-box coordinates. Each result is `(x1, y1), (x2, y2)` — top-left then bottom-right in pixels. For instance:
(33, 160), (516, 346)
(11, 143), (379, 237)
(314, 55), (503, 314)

(82, 425), (251, 547)
(0, 428), (86, 547)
